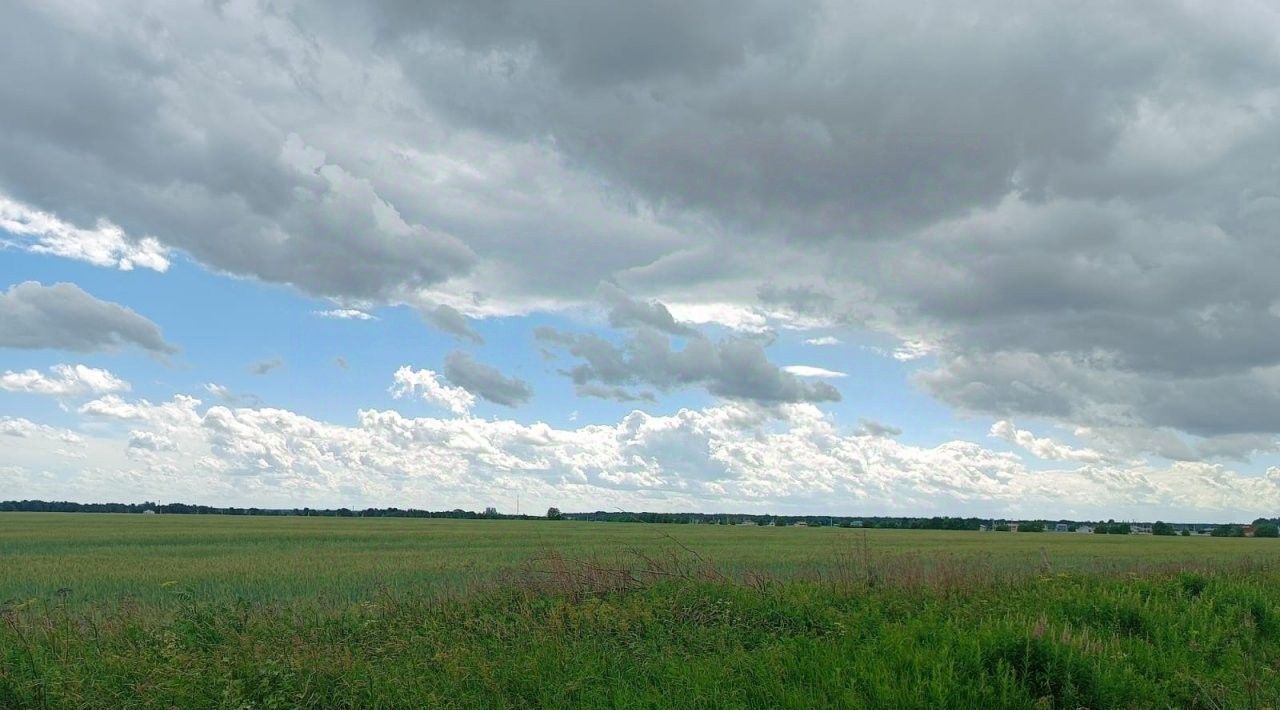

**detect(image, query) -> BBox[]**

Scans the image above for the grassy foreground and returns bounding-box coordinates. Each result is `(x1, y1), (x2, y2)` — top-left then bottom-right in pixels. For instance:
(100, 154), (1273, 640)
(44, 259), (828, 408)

(4, 514), (1280, 707)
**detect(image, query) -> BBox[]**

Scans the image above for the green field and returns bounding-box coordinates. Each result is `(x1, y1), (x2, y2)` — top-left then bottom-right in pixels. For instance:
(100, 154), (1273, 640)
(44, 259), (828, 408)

(5, 513), (1280, 707)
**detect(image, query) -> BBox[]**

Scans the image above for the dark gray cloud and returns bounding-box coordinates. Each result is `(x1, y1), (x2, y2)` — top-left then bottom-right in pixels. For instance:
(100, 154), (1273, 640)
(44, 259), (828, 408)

(0, 3), (473, 301)
(443, 351), (532, 407)
(362, 0), (807, 89)
(376, 1), (1245, 238)
(0, 281), (175, 354)
(538, 325), (840, 405)
(915, 351), (1280, 459)
(422, 304), (483, 343)
(598, 282), (696, 336)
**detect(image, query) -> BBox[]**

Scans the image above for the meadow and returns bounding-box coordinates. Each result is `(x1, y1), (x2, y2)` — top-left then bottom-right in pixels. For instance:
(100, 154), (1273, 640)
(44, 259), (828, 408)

(5, 513), (1280, 707)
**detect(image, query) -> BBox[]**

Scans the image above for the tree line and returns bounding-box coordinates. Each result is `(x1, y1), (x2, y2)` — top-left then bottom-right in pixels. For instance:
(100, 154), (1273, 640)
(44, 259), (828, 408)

(2, 500), (1274, 534)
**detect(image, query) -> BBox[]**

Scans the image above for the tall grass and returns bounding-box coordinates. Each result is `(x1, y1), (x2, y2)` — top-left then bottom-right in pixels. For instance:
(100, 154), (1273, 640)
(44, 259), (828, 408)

(5, 514), (1280, 707)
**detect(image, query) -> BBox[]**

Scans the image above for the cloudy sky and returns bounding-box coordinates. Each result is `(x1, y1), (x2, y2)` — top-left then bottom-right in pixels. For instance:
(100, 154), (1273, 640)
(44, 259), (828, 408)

(4, 0), (1280, 520)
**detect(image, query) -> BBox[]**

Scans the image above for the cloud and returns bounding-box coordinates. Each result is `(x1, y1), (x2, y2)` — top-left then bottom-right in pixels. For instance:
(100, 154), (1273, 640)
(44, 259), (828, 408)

(249, 358), (284, 375)
(856, 419), (901, 438)
(422, 304), (483, 343)
(389, 365), (474, 415)
(804, 336), (841, 346)
(1, 195), (169, 271)
(538, 325), (841, 404)
(0, 364), (129, 396)
(315, 308), (376, 321)
(11, 387), (1280, 520)
(204, 383), (260, 407)
(4, 0), (1280, 464)
(443, 351), (533, 407)
(782, 365), (847, 378)
(0, 2), (476, 300)
(989, 420), (1107, 464)
(78, 394), (203, 429)
(599, 282), (696, 336)
(0, 416), (82, 443)
(0, 281), (176, 354)
(573, 383), (656, 403)
(127, 429), (176, 452)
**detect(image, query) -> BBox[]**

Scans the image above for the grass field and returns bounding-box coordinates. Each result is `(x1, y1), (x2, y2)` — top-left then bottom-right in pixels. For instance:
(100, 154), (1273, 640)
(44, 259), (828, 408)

(5, 513), (1280, 707)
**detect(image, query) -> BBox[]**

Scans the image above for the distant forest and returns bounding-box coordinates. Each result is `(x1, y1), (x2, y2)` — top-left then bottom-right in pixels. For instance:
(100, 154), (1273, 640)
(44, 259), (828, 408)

(1, 499), (1259, 533)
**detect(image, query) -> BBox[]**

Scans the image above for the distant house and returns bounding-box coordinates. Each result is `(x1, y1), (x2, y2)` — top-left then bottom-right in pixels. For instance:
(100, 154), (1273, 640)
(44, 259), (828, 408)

(1244, 525), (1257, 537)
(739, 521), (757, 527)
(142, 509), (156, 515)
(1076, 525), (1093, 534)
(1055, 523), (1069, 533)
(794, 521), (808, 527)
(1132, 523), (1153, 535)
(1007, 522), (1020, 533)
(978, 524), (990, 532)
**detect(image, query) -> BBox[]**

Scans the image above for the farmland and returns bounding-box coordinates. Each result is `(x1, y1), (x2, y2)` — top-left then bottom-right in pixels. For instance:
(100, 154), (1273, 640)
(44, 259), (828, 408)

(5, 513), (1280, 707)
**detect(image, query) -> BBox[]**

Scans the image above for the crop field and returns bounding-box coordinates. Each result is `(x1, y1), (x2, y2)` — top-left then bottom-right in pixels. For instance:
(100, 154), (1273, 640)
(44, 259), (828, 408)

(5, 513), (1280, 707)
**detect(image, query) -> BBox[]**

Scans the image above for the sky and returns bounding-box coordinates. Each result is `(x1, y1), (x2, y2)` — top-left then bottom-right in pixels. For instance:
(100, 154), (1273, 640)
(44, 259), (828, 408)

(3, 1), (1280, 521)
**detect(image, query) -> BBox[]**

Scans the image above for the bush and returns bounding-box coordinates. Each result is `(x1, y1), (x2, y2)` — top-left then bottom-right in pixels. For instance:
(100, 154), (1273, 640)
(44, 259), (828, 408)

(1152, 521), (1176, 536)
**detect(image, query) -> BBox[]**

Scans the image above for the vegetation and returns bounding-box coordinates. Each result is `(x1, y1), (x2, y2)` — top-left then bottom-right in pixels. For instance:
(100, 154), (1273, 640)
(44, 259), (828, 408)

(5, 513), (1280, 707)
(4, 500), (1199, 534)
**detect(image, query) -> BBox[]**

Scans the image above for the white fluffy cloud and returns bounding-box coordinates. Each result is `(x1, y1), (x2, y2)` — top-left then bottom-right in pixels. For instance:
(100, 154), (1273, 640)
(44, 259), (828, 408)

(5, 375), (1280, 520)
(782, 365), (847, 378)
(315, 309), (377, 321)
(0, 195), (169, 272)
(0, 364), (129, 396)
(389, 366), (475, 415)
(989, 420), (1108, 464)
(0, 416), (81, 443)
